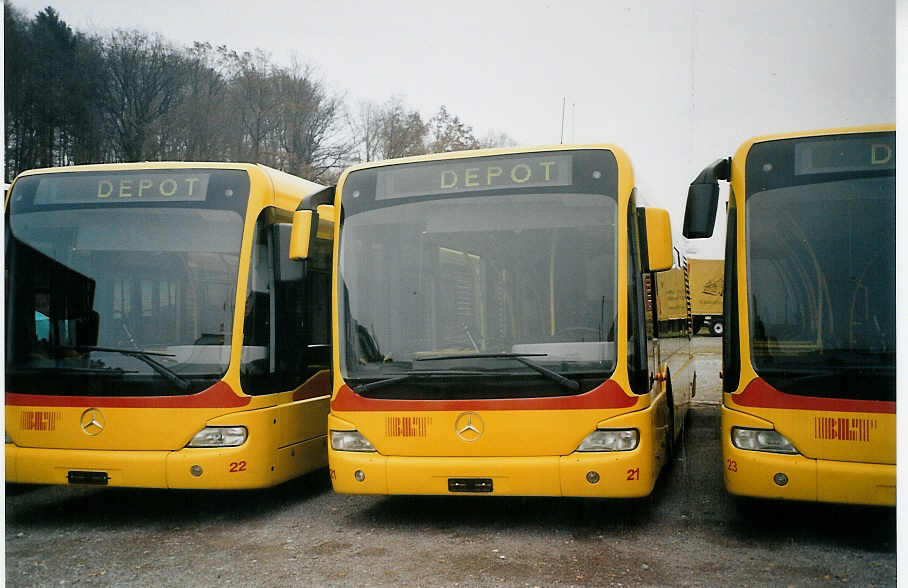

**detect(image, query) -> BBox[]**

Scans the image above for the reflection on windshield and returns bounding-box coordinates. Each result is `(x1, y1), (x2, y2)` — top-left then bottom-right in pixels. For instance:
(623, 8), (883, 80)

(338, 192), (618, 395)
(6, 208), (243, 396)
(747, 176), (895, 401)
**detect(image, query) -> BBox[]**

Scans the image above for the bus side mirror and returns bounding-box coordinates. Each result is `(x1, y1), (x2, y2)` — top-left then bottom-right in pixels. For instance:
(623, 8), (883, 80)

(682, 183), (719, 239)
(315, 204), (335, 240)
(682, 157), (729, 239)
(289, 209), (318, 261)
(637, 207), (673, 272)
(273, 223), (303, 282)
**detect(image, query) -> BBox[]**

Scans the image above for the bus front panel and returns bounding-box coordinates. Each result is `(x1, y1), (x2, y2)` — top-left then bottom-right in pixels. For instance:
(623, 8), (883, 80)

(722, 128), (896, 506)
(328, 147), (676, 497)
(5, 164), (331, 489)
(328, 401), (665, 498)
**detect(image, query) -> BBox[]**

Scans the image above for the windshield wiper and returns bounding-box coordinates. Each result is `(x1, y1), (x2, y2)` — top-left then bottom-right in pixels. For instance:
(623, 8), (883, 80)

(415, 353), (580, 392)
(351, 370), (487, 394)
(353, 374), (412, 394)
(66, 346), (191, 391)
(10, 365), (139, 376)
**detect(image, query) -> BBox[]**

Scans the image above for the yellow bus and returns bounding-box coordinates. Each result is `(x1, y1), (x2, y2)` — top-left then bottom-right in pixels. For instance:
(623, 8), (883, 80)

(5, 162), (334, 489)
(683, 125), (895, 506)
(292, 145), (694, 497)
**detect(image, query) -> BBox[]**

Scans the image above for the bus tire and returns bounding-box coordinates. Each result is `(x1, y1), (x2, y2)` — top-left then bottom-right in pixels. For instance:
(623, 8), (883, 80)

(709, 319), (724, 337)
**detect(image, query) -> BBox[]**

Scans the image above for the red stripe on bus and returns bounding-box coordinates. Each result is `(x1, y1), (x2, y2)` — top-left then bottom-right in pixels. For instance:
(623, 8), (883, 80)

(292, 370), (332, 401)
(731, 378), (895, 414)
(5, 381), (251, 409)
(330, 379), (639, 412)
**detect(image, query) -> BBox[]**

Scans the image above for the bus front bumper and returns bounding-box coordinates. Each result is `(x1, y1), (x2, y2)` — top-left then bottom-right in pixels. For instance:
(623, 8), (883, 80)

(328, 449), (656, 498)
(5, 435), (326, 490)
(722, 408), (895, 506)
(723, 446), (895, 506)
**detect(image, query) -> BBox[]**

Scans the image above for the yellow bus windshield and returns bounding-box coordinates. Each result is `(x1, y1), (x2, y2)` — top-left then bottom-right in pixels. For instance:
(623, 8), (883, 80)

(337, 150), (620, 400)
(6, 169), (249, 397)
(744, 133), (895, 401)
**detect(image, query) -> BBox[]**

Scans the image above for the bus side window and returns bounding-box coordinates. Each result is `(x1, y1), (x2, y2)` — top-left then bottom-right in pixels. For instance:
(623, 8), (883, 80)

(241, 211), (333, 396)
(626, 192), (648, 394)
(303, 239), (332, 368)
(723, 191), (740, 393)
(240, 216), (274, 394)
(276, 227), (331, 379)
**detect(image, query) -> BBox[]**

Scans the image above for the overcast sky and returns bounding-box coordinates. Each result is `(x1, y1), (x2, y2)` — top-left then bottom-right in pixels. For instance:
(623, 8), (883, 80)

(7, 0), (898, 257)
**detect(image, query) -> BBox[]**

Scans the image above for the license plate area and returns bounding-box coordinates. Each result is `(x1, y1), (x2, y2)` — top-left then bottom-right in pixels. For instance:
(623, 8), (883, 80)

(448, 478), (493, 493)
(67, 471), (110, 485)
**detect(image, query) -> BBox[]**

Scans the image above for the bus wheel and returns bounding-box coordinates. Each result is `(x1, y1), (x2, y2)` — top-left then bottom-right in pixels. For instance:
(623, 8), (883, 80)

(709, 320), (724, 337)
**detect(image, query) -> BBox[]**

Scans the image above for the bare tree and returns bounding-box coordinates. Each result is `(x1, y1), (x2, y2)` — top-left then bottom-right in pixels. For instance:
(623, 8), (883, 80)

(377, 96), (428, 159)
(154, 42), (229, 161)
(479, 129), (518, 149)
(220, 48), (283, 163)
(4, 5), (516, 182)
(99, 30), (187, 162)
(349, 99), (509, 164)
(274, 63), (350, 181)
(427, 105), (480, 153)
(348, 100), (384, 164)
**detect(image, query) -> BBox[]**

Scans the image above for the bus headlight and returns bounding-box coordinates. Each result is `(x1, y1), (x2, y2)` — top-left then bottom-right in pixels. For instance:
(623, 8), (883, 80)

(576, 429), (639, 452)
(187, 426), (248, 448)
(330, 430), (376, 452)
(731, 427), (798, 454)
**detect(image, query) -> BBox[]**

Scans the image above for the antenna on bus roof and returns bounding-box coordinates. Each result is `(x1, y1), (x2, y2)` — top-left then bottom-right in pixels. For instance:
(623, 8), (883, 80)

(560, 97), (566, 144)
